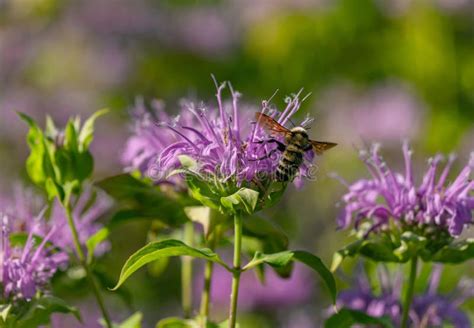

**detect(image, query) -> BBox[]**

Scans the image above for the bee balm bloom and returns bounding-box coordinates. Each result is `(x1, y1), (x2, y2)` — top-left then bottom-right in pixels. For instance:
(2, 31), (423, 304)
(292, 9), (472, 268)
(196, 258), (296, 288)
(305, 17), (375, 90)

(337, 143), (474, 237)
(1, 214), (68, 300)
(123, 81), (319, 189)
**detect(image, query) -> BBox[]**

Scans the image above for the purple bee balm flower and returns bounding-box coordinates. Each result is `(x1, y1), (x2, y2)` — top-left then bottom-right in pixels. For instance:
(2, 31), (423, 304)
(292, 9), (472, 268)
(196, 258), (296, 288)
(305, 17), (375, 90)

(2, 185), (111, 258)
(1, 214), (68, 301)
(337, 142), (474, 237)
(123, 80), (318, 189)
(337, 265), (473, 328)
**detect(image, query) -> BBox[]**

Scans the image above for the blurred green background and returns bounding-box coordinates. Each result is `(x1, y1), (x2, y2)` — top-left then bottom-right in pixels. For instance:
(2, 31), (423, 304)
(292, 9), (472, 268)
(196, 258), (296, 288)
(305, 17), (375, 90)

(1, 0), (473, 327)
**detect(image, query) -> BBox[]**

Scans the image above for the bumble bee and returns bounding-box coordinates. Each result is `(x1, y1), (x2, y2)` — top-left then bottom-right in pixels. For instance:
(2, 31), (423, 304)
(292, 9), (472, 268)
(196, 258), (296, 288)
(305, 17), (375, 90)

(253, 112), (337, 182)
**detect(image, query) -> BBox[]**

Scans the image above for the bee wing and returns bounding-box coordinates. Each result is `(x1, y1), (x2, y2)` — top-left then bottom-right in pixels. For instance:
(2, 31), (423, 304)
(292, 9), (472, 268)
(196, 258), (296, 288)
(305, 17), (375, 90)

(255, 112), (290, 137)
(311, 140), (337, 155)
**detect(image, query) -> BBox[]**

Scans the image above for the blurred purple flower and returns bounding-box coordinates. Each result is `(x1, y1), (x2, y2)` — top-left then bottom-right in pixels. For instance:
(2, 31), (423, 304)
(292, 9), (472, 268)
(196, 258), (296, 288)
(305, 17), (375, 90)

(337, 266), (473, 328)
(48, 189), (112, 257)
(2, 185), (111, 258)
(1, 214), (68, 301)
(196, 263), (313, 311)
(125, 81), (317, 187)
(337, 143), (474, 237)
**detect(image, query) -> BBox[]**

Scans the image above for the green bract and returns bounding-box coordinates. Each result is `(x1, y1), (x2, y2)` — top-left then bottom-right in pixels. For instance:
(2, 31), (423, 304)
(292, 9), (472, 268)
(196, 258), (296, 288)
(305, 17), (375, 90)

(331, 222), (471, 271)
(19, 109), (108, 201)
(170, 155), (286, 216)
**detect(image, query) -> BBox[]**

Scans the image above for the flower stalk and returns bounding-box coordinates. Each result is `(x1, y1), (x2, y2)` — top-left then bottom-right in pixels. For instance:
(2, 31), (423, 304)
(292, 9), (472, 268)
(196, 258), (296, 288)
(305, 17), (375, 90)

(401, 256), (418, 328)
(63, 201), (112, 328)
(200, 260), (213, 319)
(200, 224), (221, 322)
(228, 214), (243, 328)
(181, 221), (194, 318)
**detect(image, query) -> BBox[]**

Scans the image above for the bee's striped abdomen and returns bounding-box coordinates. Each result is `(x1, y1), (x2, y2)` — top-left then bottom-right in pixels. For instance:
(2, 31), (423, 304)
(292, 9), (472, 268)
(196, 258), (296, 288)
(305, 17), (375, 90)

(276, 144), (305, 182)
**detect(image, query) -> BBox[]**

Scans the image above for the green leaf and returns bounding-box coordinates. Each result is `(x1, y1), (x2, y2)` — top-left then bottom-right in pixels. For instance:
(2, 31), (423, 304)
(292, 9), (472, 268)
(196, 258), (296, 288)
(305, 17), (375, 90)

(186, 175), (220, 210)
(292, 250), (337, 304)
(429, 238), (474, 263)
(78, 108), (109, 151)
(16, 296), (81, 328)
(86, 227), (109, 264)
(243, 251), (294, 270)
(156, 317), (195, 328)
(64, 118), (79, 153)
(324, 309), (394, 328)
(96, 174), (188, 227)
(75, 150), (94, 182)
(112, 239), (230, 290)
(45, 115), (57, 137)
(19, 112), (56, 187)
(243, 250), (337, 304)
(108, 312), (143, 328)
(220, 188), (259, 215)
(0, 304), (12, 322)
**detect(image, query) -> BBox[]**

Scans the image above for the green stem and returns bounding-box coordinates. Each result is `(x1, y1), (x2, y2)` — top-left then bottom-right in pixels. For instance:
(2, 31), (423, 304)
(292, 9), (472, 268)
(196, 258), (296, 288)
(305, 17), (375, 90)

(401, 257), (418, 328)
(200, 260), (213, 320)
(200, 225), (221, 322)
(181, 221), (194, 318)
(63, 203), (112, 328)
(228, 214), (243, 328)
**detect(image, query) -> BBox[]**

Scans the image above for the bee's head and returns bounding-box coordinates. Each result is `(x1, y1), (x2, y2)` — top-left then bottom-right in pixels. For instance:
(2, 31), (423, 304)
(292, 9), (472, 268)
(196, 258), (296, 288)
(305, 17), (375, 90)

(290, 126), (308, 137)
(288, 127), (310, 147)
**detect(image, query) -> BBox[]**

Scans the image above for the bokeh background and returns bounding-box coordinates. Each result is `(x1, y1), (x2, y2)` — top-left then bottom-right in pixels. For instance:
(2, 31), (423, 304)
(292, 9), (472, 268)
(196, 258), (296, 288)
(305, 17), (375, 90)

(1, 0), (474, 327)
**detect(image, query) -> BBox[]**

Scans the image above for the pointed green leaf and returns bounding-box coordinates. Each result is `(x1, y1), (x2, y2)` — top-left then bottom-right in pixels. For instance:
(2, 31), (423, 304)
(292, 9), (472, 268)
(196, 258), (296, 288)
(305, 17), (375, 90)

(0, 304), (12, 322)
(78, 108), (109, 151)
(324, 309), (394, 328)
(107, 312), (142, 328)
(64, 119), (79, 153)
(19, 112), (56, 186)
(220, 188), (259, 215)
(86, 227), (109, 264)
(156, 317), (195, 328)
(292, 251), (337, 304)
(243, 249), (337, 304)
(186, 175), (220, 210)
(112, 239), (230, 290)
(243, 251), (294, 270)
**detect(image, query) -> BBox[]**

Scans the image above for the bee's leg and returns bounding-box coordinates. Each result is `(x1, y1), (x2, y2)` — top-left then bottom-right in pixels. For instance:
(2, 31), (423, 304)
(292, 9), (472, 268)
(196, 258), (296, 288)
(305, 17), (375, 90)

(254, 138), (286, 151)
